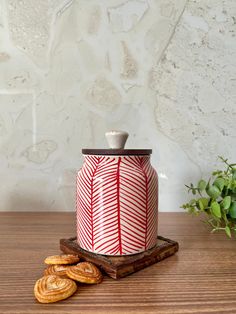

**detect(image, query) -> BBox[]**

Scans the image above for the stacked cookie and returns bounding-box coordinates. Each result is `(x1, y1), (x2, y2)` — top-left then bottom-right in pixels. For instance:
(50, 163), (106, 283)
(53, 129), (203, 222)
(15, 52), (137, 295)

(34, 254), (103, 303)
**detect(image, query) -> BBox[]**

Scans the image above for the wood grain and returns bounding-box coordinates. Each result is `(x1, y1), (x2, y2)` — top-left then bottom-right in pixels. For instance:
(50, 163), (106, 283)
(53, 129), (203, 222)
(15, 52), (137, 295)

(1, 212), (236, 314)
(60, 236), (179, 279)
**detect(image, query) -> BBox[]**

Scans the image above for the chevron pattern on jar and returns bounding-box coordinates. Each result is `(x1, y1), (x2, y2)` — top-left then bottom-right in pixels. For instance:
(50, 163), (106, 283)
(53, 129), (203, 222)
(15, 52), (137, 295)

(76, 155), (158, 255)
(119, 156), (158, 254)
(76, 155), (101, 251)
(139, 156), (158, 249)
(77, 155), (120, 254)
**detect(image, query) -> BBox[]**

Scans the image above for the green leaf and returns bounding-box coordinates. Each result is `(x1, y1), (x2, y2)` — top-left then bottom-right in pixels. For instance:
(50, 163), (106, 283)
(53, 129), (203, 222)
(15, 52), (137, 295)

(198, 198), (209, 210)
(212, 170), (222, 175)
(225, 226), (231, 238)
(206, 185), (221, 199)
(233, 169), (236, 180)
(221, 196), (231, 210)
(229, 202), (236, 219)
(211, 201), (221, 218)
(198, 180), (207, 191)
(222, 211), (228, 223)
(189, 199), (196, 205)
(213, 178), (225, 191)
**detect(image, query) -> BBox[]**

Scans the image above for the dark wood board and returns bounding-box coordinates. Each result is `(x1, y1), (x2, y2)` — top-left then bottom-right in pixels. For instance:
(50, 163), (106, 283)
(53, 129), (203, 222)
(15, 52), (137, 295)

(60, 236), (179, 279)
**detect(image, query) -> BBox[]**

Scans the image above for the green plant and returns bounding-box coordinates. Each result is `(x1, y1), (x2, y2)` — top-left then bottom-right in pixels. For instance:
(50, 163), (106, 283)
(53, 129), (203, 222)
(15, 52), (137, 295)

(181, 156), (236, 238)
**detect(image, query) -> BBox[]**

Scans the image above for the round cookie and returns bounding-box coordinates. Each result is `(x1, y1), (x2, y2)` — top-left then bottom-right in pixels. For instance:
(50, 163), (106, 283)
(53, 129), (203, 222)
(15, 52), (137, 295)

(44, 264), (71, 278)
(66, 262), (103, 284)
(44, 254), (80, 265)
(34, 275), (77, 303)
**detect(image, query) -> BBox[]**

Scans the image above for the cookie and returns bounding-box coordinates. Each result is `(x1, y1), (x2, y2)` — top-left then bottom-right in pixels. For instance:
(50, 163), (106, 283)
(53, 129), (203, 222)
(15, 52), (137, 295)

(44, 265), (71, 278)
(44, 254), (80, 265)
(66, 262), (103, 284)
(34, 275), (77, 303)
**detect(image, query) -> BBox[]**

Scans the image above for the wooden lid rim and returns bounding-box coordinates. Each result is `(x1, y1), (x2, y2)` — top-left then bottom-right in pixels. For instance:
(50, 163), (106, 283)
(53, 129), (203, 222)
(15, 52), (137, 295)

(82, 149), (152, 156)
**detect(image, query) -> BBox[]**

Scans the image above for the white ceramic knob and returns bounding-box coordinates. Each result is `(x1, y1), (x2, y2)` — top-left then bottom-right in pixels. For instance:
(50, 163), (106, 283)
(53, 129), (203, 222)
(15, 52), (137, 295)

(105, 130), (129, 149)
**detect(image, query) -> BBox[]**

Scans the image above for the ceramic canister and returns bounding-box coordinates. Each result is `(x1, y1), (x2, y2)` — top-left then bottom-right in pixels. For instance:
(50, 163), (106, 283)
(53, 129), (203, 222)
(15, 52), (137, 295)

(76, 131), (158, 256)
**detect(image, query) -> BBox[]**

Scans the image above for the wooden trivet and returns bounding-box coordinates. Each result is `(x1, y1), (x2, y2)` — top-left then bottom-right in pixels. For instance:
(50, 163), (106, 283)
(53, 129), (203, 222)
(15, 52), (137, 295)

(60, 236), (179, 279)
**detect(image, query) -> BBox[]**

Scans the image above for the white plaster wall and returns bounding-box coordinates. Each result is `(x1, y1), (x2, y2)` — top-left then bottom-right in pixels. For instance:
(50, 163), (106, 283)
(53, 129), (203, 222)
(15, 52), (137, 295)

(0, 0), (235, 211)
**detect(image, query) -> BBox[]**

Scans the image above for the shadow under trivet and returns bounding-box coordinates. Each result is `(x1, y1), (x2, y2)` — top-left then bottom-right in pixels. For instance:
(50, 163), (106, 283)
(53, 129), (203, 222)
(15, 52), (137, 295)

(60, 236), (179, 279)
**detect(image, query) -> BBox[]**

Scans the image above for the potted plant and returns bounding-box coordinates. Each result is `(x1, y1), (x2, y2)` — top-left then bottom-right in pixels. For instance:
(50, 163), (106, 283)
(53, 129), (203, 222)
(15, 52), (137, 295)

(181, 157), (236, 237)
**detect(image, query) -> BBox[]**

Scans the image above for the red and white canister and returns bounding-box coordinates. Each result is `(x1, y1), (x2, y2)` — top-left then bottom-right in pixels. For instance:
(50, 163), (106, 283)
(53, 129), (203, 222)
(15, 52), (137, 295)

(76, 131), (158, 256)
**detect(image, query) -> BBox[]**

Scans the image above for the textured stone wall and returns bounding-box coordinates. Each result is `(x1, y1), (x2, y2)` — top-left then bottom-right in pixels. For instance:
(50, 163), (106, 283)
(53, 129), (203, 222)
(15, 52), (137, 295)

(0, 0), (235, 211)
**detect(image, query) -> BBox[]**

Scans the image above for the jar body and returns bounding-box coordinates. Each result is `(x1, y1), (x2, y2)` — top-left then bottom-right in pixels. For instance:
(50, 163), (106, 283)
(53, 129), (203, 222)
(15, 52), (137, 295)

(76, 155), (158, 256)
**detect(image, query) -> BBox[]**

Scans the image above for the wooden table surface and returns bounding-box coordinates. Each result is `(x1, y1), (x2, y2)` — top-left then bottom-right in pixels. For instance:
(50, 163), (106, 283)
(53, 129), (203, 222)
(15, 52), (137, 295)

(1, 212), (236, 314)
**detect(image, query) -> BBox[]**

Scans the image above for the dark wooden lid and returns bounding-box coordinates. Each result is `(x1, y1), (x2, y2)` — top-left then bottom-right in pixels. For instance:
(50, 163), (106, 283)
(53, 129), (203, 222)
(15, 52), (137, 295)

(82, 149), (152, 156)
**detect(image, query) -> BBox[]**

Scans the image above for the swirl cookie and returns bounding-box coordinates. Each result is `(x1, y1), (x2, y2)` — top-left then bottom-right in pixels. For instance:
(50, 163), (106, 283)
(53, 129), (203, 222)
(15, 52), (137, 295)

(44, 254), (80, 265)
(66, 262), (103, 284)
(44, 265), (71, 278)
(34, 275), (77, 303)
